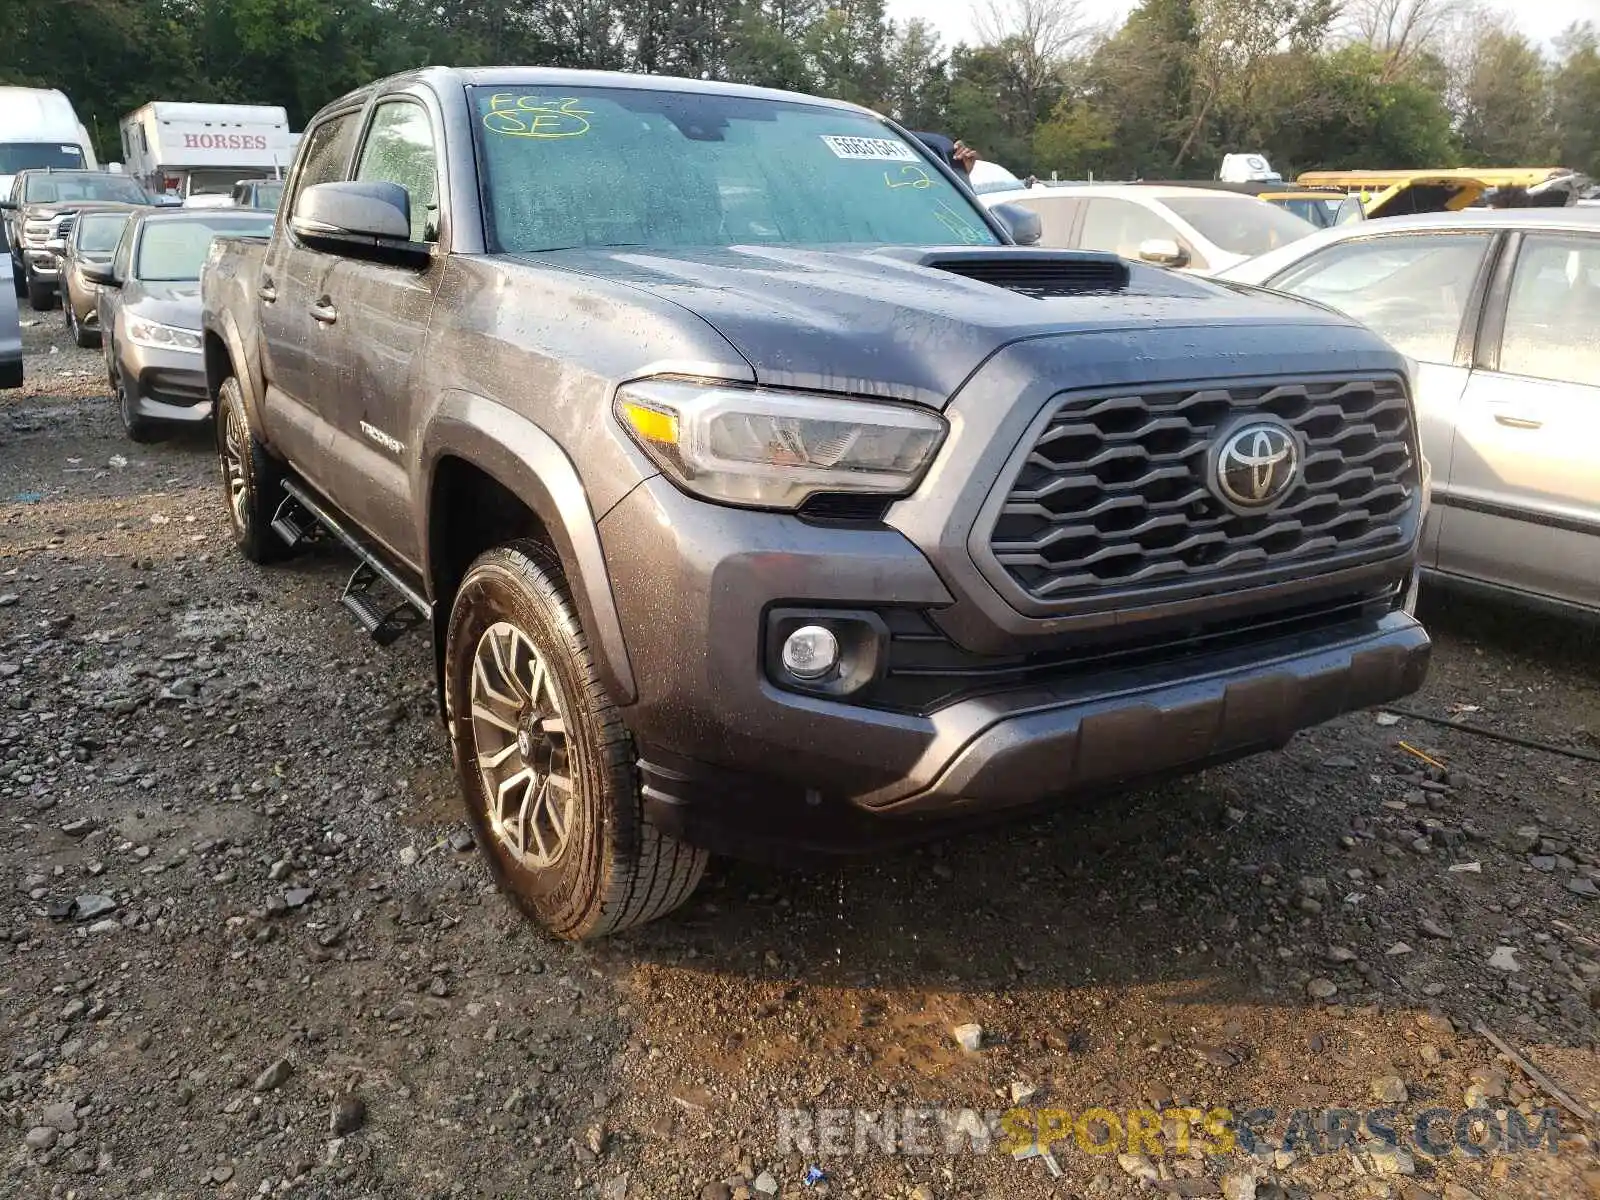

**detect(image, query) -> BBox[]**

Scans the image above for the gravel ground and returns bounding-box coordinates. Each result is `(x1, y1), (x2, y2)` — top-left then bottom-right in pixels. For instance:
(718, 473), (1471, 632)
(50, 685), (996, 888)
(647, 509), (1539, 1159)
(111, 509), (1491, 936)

(2, 309), (1598, 1200)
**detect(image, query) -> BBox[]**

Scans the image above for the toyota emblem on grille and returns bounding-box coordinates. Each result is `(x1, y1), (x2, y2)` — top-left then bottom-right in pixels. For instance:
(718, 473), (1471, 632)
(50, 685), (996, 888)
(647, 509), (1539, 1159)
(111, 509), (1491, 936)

(1212, 420), (1300, 509)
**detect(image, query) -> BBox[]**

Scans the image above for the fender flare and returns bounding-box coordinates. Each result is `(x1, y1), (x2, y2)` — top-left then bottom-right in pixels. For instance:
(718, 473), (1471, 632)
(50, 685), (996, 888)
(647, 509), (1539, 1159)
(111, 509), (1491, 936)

(207, 307), (268, 437)
(419, 390), (638, 705)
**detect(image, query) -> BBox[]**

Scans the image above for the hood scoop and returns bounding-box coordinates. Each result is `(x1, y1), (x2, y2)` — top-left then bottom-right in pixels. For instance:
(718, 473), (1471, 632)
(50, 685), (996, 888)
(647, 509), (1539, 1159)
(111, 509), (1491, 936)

(888, 248), (1131, 299)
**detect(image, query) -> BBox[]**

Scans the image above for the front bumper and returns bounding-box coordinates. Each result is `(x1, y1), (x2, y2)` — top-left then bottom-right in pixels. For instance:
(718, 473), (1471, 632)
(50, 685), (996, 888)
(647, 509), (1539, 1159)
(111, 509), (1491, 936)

(599, 476), (1429, 859)
(118, 340), (211, 422)
(24, 246), (60, 279)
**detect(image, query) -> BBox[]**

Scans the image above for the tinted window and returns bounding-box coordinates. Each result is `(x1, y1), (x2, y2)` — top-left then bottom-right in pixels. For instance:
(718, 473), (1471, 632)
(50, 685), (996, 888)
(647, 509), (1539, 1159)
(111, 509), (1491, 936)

(75, 212), (129, 253)
(22, 173), (147, 204)
(355, 101), (439, 242)
(134, 215), (274, 281)
(1165, 195), (1313, 256)
(288, 112), (357, 215)
(1079, 198), (1185, 260)
(0, 143), (87, 173)
(1269, 234), (1493, 362)
(1499, 234), (1600, 388)
(470, 85), (999, 253)
(1008, 195), (1081, 246)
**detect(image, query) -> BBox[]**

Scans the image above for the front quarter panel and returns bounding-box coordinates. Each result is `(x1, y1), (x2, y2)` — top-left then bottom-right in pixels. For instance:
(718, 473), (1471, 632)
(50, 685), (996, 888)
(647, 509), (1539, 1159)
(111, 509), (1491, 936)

(409, 255), (756, 705)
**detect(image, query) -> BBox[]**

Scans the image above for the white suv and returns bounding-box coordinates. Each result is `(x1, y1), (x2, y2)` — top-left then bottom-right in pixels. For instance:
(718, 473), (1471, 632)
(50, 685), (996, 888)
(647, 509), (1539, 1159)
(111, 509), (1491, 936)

(981, 183), (1314, 275)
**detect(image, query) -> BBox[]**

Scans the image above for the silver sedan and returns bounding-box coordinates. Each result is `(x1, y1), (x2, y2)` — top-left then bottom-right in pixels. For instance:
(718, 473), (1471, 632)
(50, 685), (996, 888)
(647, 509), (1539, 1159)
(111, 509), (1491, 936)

(1220, 209), (1600, 619)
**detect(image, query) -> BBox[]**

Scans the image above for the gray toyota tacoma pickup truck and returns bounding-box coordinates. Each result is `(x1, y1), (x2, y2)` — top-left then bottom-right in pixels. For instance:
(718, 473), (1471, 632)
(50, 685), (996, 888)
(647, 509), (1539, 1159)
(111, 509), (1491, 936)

(201, 67), (1431, 940)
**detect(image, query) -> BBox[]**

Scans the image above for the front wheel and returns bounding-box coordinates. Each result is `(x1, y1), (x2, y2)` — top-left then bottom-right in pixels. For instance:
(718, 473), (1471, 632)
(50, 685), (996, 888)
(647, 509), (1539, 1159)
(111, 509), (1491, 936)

(216, 376), (291, 563)
(112, 359), (158, 443)
(67, 300), (98, 349)
(445, 543), (707, 940)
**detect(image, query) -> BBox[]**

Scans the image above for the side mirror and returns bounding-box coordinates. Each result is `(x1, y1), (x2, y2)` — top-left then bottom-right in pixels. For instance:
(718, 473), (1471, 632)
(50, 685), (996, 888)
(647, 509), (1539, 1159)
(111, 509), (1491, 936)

(1137, 237), (1189, 268)
(292, 181), (428, 266)
(82, 262), (120, 287)
(0, 200), (16, 211)
(991, 202), (1042, 246)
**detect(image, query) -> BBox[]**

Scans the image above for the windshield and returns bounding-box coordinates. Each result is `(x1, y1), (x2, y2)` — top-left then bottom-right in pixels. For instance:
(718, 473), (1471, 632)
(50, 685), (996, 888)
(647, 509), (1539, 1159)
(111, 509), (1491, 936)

(0, 143), (87, 174)
(1165, 195), (1314, 256)
(248, 181), (283, 209)
(470, 85), (999, 253)
(76, 212), (129, 253)
(133, 214), (274, 281)
(23, 172), (148, 205)
(1276, 197), (1341, 229)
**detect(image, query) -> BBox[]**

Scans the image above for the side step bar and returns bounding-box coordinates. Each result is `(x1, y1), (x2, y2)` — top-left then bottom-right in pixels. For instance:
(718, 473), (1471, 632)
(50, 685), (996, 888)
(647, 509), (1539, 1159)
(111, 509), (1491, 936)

(273, 479), (431, 647)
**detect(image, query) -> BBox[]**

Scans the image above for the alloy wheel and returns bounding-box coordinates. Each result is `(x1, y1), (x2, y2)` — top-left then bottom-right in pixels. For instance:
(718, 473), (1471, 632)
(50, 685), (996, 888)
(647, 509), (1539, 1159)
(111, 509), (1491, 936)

(221, 404), (250, 533)
(469, 621), (576, 870)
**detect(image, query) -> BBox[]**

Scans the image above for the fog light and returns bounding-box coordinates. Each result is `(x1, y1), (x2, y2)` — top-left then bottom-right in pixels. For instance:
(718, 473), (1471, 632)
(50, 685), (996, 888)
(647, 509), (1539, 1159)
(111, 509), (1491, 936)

(781, 625), (839, 680)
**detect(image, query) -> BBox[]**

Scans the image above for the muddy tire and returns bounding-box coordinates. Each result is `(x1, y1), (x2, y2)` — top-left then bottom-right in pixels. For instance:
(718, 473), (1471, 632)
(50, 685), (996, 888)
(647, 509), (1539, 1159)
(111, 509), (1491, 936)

(445, 543), (706, 940)
(26, 269), (54, 312)
(67, 300), (98, 349)
(113, 358), (158, 444)
(216, 376), (291, 564)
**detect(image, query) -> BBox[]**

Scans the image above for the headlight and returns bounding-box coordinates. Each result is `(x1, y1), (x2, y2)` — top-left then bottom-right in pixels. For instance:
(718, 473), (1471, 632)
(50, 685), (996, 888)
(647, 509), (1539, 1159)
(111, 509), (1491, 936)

(126, 316), (202, 353)
(23, 221), (52, 242)
(615, 378), (946, 510)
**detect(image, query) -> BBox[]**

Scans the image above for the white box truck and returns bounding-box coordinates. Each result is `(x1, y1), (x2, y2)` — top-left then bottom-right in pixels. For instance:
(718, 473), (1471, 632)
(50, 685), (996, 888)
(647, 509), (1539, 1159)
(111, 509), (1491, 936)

(119, 102), (293, 201)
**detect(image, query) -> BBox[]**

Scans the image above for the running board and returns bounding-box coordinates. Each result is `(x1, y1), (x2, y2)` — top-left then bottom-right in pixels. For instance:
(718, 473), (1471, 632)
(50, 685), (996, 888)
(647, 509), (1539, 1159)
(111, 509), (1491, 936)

(276, 478), (431, 646)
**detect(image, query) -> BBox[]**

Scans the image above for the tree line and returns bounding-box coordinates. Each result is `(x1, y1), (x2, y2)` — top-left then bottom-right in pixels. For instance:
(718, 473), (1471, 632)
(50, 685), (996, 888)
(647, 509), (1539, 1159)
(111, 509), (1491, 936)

(6, 0), (1599, 182)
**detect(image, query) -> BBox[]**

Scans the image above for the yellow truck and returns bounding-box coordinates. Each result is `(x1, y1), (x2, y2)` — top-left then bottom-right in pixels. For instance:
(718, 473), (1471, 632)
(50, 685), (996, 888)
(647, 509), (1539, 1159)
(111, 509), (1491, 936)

(1296, 168), (1588, 216)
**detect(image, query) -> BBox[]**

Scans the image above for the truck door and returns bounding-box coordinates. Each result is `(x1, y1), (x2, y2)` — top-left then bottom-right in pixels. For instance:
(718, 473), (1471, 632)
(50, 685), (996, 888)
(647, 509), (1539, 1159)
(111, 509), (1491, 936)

(303, 95), (445, 569)
(256, 108), (361, 483)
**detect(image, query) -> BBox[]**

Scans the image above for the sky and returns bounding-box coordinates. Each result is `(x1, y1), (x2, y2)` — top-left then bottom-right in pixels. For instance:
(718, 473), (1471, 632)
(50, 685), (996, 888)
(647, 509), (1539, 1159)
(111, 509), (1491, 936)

(884, 0), (1600, 52)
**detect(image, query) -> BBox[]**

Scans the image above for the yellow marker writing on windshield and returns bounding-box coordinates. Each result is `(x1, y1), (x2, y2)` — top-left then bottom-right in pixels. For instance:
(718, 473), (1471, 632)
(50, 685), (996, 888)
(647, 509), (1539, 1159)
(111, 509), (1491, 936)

(885, 165), (933, 190)
(483, 94), (594, 139)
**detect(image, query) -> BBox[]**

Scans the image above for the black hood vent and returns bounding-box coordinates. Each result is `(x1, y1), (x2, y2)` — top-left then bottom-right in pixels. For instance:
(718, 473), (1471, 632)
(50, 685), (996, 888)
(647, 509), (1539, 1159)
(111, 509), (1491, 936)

(910, 248), (1131, 298)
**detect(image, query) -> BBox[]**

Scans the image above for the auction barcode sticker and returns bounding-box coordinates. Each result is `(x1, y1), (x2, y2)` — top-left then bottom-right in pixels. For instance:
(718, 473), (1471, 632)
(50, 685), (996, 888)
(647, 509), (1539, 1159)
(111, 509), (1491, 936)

(821, 135), (919, 162)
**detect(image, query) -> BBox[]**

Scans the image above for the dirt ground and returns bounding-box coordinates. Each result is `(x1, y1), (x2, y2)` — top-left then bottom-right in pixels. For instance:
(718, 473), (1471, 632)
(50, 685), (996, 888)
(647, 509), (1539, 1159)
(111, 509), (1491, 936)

(2, 306), (1598, 1200)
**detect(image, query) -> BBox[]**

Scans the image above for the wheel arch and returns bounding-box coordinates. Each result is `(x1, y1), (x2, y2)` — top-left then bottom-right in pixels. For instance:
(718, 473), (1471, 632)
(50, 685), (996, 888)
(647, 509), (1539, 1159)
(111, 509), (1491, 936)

(202, 311), (267, 436)
(421, 391), (638, 711)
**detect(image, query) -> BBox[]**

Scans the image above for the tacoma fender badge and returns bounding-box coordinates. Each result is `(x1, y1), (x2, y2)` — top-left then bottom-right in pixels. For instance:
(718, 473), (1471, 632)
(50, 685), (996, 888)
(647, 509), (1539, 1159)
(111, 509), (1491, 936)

(360, 421), (405, 455)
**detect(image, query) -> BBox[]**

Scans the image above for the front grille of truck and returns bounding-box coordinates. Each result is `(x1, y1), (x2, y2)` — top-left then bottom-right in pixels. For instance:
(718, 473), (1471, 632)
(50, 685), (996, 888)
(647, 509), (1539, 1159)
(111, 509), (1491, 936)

(986, 377), (1416, 608)
(54, 213), (76, 239)
(868, 587), (1398, 714)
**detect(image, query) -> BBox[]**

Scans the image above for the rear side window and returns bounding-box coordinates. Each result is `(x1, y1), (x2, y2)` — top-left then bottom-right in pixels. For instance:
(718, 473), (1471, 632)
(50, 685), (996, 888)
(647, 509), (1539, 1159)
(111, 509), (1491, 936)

(1269, 233), (1493, 363)
(288, 112), (358, 215)
(1499, 234), (1600, 388)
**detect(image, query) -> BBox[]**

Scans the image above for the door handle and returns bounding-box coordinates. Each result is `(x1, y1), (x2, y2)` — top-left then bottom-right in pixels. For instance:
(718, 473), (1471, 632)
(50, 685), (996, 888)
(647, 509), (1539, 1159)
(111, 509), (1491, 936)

(1493, 414), (1542, 430)
(258, 279), (276, 303)
(309, 300), (338, 326)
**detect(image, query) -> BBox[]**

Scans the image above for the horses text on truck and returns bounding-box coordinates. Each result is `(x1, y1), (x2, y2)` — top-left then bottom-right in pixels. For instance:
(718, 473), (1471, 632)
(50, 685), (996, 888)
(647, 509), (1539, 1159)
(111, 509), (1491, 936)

(119, 102), (294, 202)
